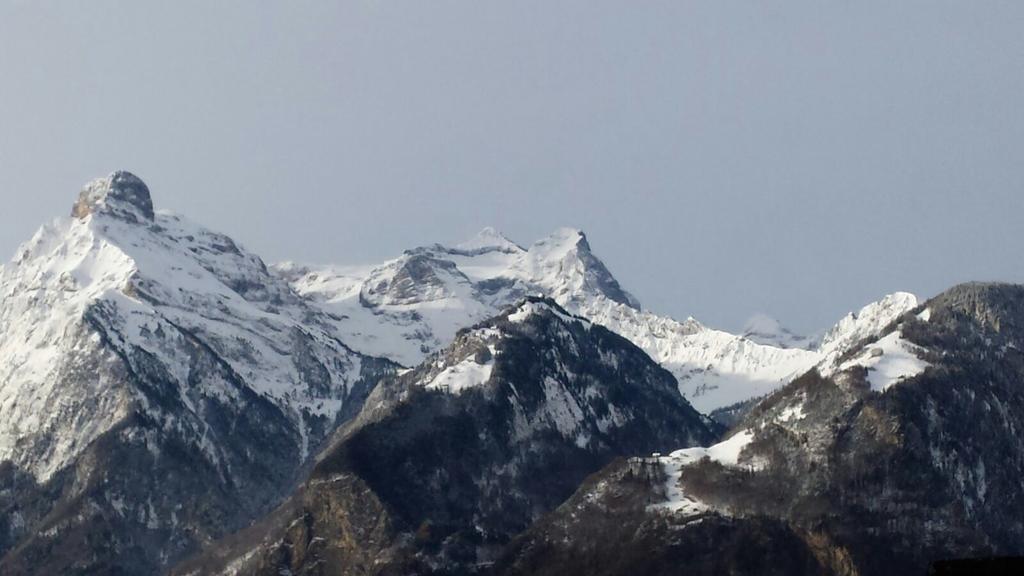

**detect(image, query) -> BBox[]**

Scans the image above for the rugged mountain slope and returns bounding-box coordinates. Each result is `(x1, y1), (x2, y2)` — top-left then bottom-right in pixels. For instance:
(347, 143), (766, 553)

(278, 229), (918, 414)
(494, 459), (829, 576)
(495, 282), (1024, 575)
(0, 173), (394, 574)
(174, 297), (720, 576)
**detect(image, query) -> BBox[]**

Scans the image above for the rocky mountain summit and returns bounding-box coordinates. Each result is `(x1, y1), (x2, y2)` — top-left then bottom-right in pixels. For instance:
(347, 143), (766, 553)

(70, 171), (155, 222)
(174, 297), (720, 575)
(0, 173), (394, 574)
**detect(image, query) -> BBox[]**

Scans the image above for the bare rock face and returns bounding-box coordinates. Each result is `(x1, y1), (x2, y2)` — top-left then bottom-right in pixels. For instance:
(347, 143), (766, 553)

(71, 170), (155, 222)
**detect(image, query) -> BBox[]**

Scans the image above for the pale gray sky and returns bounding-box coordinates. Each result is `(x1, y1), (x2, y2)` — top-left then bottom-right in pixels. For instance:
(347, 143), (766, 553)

(2, 1), (1023, 334)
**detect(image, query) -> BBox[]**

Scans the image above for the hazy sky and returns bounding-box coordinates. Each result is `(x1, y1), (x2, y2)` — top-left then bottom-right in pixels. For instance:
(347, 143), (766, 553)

(2, 1), (1023, 334)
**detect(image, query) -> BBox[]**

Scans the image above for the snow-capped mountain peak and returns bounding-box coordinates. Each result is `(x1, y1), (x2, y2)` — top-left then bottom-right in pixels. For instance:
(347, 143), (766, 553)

(741, 313), (817, 350)
(521, 227), (640, 309)
(0, 173), (386, 481)
(817, 291), (919, 366)
(453, 226), (523, 254)
(0, 173), (405, 573)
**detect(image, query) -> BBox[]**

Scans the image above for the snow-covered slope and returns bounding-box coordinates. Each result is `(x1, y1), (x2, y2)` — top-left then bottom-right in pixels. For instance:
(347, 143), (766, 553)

(276, 228), (918, 413)
(0, 172), (392, 573)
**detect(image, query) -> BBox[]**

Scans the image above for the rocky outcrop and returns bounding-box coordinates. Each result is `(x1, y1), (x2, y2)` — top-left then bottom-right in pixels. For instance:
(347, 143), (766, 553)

(71, 170), (155, 222)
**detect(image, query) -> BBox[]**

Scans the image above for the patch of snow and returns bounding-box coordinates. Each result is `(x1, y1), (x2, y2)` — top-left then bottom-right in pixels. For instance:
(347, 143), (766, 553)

(665, 429), (758, 469)
(507, 300), (589, 328)
(657, 463), (710, 516)
(540, 376), (587, 437)
(424, 353), (495, 395)
(655, 430), (759, 515)
(834, 331), (930, 391)
(778, 401), (806, 423)
(220, 546), (262, 576)
(109, 494), (127, 517)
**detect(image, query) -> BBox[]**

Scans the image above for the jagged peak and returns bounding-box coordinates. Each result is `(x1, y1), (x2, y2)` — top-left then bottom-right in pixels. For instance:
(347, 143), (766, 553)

(816, 291), (919, 368)
(530, 227), (587, 254)
(71, 171), (154, 223)
(525, 228), (640, 309)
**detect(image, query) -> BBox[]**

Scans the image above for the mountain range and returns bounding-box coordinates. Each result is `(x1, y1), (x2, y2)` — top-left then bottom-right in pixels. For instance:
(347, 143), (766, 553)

(275, 228), (918, 416)
(0, 172), (1019, 575)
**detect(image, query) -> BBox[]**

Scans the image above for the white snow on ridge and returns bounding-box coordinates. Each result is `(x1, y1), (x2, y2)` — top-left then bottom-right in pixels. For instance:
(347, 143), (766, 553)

(834, 330), (931, 392)
(655, 429), (758, 515)
(664, 429), (758, 469)
(507, 300), (589, 327)
(425, 352), (495, 395)
(816, 292), (919, 369)
(779, 400), (806, 423)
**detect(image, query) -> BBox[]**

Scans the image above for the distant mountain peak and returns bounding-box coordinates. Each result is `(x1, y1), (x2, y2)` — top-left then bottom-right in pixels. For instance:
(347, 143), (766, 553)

(742, 313), (816, 350)
(743, 313), (784, 335)
(534, 226), (587, 251)
(71, 170), (154, 223)
(526, 227), (640, 309)
(818, 291), (918, 353)
(454, 226), (523, 253)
